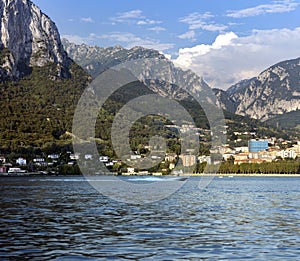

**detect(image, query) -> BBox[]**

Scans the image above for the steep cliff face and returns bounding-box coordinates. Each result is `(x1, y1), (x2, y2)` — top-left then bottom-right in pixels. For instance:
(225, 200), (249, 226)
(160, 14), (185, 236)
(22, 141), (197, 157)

(213, 57), (300, 121)
(0, 0), (71, 80)
(228, 58), (300, 121)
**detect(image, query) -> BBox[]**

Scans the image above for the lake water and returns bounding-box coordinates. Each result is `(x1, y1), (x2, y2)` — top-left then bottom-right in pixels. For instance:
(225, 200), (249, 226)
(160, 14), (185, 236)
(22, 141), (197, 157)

(1, 176), (300, 260)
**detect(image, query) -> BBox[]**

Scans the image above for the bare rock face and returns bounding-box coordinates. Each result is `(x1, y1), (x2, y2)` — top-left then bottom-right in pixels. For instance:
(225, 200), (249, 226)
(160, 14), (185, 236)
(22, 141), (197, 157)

(62, 39), (216, 103)
(213, 57), (300, 121)
(228, 58), (300, 121)
(0, 0), (71, 80)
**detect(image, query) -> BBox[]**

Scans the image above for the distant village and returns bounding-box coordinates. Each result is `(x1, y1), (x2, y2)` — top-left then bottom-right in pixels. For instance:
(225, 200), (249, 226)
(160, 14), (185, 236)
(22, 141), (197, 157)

(0, 124), (299, 175)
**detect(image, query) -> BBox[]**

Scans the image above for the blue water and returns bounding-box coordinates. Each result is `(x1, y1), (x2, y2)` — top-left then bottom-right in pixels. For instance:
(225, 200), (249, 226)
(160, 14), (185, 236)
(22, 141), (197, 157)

(1, 176), (300, 260)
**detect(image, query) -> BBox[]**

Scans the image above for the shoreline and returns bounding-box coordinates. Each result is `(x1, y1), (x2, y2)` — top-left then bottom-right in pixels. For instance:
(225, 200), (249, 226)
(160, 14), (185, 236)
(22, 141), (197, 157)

(1, 173), (300, 177)
(178, 173), (300, 177)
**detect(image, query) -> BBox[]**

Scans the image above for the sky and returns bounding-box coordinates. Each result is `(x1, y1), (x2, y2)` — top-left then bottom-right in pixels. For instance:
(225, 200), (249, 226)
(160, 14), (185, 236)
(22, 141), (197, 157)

(32, 0), (300, 90)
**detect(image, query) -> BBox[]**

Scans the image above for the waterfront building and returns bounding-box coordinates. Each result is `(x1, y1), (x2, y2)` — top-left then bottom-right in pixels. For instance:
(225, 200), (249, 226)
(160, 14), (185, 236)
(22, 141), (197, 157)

(248, 139), (268, 153)
(277, 150), (297, 159)
(16, 158), (27, 166)
(180, 154), (196, 167)
(0, 166), (7, 173)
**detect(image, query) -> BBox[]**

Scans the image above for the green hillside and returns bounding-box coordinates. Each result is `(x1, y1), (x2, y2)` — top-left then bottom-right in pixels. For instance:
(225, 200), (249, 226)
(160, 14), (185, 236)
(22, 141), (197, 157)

(0, 62), (90, 151)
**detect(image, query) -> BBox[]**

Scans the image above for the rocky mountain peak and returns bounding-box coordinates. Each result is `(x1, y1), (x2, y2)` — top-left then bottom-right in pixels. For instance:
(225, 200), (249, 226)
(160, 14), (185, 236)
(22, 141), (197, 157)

(0, 0), (71, 80)
(216, 57), (300, 121)
(62, 39), (217, 102)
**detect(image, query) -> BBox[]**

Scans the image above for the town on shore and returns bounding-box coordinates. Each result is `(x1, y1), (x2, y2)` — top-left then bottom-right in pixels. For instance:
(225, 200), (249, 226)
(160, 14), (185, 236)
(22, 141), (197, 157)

(1, 133), (300, 176)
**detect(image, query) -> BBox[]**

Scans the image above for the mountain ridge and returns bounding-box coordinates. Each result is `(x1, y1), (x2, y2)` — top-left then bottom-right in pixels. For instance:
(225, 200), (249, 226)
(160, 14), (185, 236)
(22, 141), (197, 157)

(216, 57), (300, 121)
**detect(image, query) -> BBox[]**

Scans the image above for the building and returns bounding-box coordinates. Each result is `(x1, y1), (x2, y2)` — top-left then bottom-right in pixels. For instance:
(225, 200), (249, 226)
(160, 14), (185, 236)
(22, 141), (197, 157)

(70, 153), (80, 160)
(198, 155), (211, 164)
(234, 146), (249, 153)
(0, 166), (7, 173)
(48, 154), (60, 159)
(277, 150), (297, 159)
(84, 154), (93, 160)
(33, 158), (45, 163)
(0, 156), (6, 164)
(16, 158), (27, 166)
(248, 139), (268, 153)
(33, 158), (47, 166)
(234, 150), (276, 164)
(165, 153), (177, 162)
(99, 156), (109, 162)
(180, 154), (196, 167)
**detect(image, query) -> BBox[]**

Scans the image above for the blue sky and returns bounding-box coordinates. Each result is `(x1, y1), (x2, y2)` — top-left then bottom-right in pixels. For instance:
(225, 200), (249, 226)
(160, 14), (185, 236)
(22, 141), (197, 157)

(32, 0), (300, 89)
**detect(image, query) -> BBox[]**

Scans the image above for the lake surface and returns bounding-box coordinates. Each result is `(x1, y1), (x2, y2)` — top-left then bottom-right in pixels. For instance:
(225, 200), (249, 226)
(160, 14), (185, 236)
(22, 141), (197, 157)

(1, 176), (300, 260)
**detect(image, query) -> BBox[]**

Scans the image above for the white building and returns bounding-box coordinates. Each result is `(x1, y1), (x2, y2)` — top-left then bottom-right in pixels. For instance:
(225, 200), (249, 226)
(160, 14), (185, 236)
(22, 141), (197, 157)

(277, 150), (297, 159)
(48, 154), (60, 159)
(84, 154), (93, 160)
(198, 155), (211, 164)
(165, 153), (177, 162)
(70, 153), (80, 160)
(16, 158), (27, 166)
(99, 156), (109, 162)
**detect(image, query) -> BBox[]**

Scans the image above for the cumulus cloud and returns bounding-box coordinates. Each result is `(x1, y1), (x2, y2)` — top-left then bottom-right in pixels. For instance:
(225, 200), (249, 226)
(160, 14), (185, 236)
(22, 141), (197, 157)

(173, 28), (300, 90)
(227, 0), (299, 18)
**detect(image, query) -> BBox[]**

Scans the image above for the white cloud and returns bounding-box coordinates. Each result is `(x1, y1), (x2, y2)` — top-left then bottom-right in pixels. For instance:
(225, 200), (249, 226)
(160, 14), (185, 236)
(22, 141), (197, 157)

(62, 34), (97, 45)
(137, 19), (162, 26)
(148, 26), (166, 33)
(80, 17), (94, 23)
(112, 10), (144, 22)
(178, 30), (196, 41)
(227, 0), (299, 18)
(179, 12), (227, 32)
(98, 32), (174, 52)
(110, 9), (161, 26)
(173, 28), (300, 90)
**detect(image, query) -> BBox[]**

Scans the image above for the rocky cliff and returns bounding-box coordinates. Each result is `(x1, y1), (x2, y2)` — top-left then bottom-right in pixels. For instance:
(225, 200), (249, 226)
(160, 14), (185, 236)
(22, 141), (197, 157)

(62, 39), (217, 103)
(214, 57), (300, 121)
(0, 0), (71, 80)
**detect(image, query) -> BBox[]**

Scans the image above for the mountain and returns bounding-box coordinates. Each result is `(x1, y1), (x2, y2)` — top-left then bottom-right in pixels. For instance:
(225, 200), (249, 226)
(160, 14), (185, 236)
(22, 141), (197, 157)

(0, 0), (296, 154)
(62, 39), (215, 102)
(63, 39), (297, 142)
(0, 0), (72, 80)
(0, 0), (90, 150)
(213, 88), (237, 113)
(216, 57), (300, 121)
(62, 39), (165, 79)
(266, 110), (300, 130)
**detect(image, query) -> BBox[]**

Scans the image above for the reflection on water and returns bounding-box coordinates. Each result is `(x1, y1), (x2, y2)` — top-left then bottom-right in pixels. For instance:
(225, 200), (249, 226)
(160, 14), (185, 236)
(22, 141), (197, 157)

(1, 176), (300, 260)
